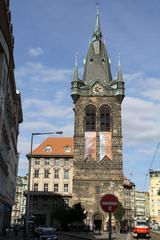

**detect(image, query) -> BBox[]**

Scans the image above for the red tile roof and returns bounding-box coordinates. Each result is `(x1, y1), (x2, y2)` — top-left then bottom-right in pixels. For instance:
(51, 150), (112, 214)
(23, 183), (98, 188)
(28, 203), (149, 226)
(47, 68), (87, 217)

(32, 137), (74, 156)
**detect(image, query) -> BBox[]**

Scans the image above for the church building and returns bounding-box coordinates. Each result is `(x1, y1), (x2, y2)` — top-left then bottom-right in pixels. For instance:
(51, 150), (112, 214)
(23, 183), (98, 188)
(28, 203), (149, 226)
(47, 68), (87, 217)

(71, 8), (125, 229)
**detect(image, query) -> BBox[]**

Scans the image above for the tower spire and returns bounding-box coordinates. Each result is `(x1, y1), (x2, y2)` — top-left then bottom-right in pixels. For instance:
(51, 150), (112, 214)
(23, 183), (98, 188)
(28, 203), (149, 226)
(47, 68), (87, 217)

(92, 2), (102, 41)
(73, 52), (79, 81)
(117, 53), (123, 82)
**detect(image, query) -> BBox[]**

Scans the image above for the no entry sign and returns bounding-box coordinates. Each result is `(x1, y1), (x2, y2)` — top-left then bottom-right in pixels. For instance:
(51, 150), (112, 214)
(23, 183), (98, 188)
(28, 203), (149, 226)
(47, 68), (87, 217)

(100, 194), (119, 213)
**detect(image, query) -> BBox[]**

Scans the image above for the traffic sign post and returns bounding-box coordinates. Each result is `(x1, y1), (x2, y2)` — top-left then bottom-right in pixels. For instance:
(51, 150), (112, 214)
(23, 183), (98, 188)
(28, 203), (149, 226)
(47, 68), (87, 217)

(100, 194), (119, 240)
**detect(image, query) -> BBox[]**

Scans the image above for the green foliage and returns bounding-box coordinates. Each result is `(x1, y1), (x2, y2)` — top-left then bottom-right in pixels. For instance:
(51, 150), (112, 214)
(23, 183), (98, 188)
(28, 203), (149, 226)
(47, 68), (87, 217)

(72, 203), (87, 223)
(114, 203), (125, 223)
(157, 189), (160, 196)
(54, 202), (87, 228)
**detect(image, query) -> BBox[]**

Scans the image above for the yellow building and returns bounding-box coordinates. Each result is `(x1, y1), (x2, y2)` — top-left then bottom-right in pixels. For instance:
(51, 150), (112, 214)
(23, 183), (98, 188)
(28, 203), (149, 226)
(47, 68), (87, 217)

(149, 170), (160, 225)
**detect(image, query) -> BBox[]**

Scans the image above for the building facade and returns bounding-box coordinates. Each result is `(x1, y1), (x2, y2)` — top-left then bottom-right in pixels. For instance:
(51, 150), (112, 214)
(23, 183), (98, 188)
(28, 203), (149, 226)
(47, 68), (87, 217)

(11, 176), (28, 225)
(27, 137), (74, 226)
(149, 170), (160, 225)
(0, 0), (23, 232)
(123, 176), (135, 225)
(71, 10), (125, 229)
(134, 191), (150, 219)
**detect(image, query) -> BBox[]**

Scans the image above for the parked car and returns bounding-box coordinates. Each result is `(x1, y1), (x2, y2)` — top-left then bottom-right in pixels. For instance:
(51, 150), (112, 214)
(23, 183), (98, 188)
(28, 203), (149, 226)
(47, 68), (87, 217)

(39, 228), (58, 240)
(34, 225), (57, 239)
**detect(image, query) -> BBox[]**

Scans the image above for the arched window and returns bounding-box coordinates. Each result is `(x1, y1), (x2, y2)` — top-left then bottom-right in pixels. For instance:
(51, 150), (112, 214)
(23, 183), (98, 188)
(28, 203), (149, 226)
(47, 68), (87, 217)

(85, 105), (96, 131)
(99, 106), (110, 131)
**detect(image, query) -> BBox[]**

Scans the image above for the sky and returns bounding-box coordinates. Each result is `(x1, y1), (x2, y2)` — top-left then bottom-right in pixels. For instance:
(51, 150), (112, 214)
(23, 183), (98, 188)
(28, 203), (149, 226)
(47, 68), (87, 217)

(10, 0), (160, 191)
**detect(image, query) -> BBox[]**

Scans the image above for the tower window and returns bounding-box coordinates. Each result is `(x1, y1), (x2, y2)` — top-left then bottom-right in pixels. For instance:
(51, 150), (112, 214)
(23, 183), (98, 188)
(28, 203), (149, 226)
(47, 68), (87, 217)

(99, 106), (110, 131)
(85, 106), (96, 131)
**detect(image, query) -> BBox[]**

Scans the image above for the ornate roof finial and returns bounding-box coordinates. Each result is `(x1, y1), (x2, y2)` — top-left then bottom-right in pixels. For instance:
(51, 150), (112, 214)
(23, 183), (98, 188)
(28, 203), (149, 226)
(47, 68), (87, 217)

(75, 51), (78, 65)
(118, 52), (121, 67)
(92, 1), (102, 41)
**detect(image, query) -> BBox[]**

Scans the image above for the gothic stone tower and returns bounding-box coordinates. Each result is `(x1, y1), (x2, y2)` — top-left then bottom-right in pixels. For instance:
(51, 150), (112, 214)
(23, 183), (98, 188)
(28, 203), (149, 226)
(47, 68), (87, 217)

(71, 10), (125, 228)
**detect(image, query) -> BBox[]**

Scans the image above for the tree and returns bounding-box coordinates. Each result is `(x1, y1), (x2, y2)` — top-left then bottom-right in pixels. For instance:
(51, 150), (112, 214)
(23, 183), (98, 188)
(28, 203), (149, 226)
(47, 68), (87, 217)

(54, 202), (87, 229)
(72, 203), (87, 223)
(114, 203), (125, 223)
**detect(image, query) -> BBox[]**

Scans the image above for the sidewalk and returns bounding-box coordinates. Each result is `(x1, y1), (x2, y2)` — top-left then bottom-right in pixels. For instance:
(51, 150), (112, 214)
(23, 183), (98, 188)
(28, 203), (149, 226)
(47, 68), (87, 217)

(0, 229), (33, 240)
(61, 231), (129, 240)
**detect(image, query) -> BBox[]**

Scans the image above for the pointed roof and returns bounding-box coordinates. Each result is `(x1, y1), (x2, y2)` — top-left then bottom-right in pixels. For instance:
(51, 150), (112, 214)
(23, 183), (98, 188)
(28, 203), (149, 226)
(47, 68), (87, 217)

(117, 55), (123, 82)
(92, 4), (102, 41)
(72, 54), (79, 81)
(31, 137), (74, 156)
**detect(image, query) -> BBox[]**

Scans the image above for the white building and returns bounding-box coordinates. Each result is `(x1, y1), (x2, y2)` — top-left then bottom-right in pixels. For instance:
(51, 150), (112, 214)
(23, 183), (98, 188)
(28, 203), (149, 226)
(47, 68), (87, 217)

(27, 137), (74, 226)
(11, 176), (28, 224)
(134, 191), (149, 219)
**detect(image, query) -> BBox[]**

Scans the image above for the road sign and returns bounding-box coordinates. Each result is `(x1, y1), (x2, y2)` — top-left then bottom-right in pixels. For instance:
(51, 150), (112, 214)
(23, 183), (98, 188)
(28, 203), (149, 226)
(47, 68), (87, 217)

(100, 194), (119, 213)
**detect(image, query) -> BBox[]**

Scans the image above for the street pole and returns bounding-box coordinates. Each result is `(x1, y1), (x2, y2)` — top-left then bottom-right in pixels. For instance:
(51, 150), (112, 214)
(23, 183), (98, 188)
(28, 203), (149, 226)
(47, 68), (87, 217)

(25, 131), (63, 233)
(26, 133), (34, 233)
(109, 212), (112, 240)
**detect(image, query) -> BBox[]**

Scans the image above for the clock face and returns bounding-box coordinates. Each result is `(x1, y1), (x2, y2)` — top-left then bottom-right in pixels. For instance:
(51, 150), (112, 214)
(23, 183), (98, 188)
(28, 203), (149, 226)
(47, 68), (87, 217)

(92, 83), (103, 95)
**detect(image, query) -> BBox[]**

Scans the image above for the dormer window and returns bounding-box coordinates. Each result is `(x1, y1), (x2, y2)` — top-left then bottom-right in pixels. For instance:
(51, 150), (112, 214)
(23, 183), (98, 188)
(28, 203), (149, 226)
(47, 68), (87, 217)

(90, 58), (93, 62)
(44, 145), (52, 153)
(64, 146), (71, 153)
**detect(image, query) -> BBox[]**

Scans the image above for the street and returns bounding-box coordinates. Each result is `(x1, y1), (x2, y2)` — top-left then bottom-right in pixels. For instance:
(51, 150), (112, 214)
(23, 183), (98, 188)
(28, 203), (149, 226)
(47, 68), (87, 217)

(1, 230), (160, 240)
(59, 231), (160, 240)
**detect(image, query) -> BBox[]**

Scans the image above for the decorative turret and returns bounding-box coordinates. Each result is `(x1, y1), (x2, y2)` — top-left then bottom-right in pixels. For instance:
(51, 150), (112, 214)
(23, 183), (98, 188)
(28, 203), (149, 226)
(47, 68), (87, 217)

(71, 55), (85, 103)
(115, 55), (125, 103)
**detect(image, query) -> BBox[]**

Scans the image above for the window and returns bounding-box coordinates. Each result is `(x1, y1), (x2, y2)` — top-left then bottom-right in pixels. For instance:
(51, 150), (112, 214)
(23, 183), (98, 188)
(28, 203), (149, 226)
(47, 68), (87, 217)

(64, 198), (69, 207)
(44, 145), (52, 153)
(54, 184), (58, 192)
(44, 169), (50, 178)
(64, 146), (71, 153)
(34, 183), (38, 191)
(64, 169), (69, 179)
(34, 170), (39, 178)
(54, 170), (59, 179)
(44, 183), (48, 192)
(55, 159), (60, 166)
(99, 106), (110, 131)
(95, 186), (100, 194)
(35, 159), (40, 165)
(64, 184), (69, 192)
(85, 105), (96, 131)
(64, 159), (69, 166)
(45, 159), (50, 165)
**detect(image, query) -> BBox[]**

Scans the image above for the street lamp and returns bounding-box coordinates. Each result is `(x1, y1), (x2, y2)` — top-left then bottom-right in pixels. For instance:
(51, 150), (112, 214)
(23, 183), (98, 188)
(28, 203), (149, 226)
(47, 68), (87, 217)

(26, 131), (63, 232)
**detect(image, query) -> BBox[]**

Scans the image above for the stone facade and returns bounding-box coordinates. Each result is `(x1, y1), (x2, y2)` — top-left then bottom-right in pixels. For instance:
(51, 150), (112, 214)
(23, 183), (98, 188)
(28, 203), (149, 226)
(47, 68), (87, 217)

(71, 10), (125, 229)
(0, 0), (23, 232)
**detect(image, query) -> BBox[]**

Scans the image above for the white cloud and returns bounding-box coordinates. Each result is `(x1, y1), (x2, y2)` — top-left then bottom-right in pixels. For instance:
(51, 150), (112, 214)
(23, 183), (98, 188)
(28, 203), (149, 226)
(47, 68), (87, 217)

(122, 96), (160, 145)
(15, 62), (73, 85)
(23, 98), (73, 119)
(29, 47), (44, 57)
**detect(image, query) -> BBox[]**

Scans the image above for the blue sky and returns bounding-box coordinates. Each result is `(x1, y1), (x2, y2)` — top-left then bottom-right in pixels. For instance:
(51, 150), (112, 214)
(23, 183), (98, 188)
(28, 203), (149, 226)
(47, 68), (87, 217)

(10, 0), (160, 191)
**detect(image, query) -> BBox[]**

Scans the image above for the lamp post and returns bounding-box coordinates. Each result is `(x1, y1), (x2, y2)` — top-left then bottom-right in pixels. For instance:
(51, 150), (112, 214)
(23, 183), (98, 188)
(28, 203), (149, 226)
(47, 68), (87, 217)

(26, 131), (63, 232)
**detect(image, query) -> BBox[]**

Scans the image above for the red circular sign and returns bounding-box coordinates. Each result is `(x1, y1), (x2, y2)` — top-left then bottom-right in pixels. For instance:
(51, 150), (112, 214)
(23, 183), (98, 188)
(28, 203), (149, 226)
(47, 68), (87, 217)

(100, 194), (119, 213)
